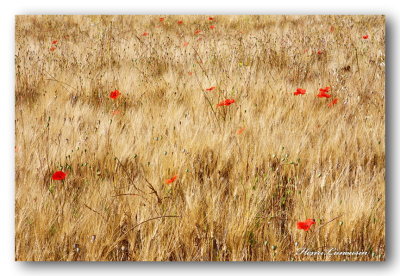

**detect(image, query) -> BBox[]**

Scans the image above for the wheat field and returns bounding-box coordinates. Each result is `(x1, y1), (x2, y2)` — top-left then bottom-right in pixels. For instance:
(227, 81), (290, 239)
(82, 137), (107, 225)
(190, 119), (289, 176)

(15, 15), (385, 261)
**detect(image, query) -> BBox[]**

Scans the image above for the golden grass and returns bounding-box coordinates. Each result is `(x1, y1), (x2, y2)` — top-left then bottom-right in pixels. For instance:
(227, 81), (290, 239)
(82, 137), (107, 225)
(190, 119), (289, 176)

(15, 15), (385, 261)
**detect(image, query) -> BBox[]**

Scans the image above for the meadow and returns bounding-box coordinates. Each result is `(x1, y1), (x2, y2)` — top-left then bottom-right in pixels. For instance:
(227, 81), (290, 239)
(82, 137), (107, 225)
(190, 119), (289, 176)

(15, 15), (385, 261)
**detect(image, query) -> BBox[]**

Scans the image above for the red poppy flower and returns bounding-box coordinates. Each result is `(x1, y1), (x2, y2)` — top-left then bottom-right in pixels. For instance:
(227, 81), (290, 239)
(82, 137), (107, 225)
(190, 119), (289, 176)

(177, 20), (183, 25)
(52, 171), (67, 181)
(217, 99), (235, 107)
(159, 18), (165, 22)
(183, 41), (189, 47)
(317, 87), (331, 98)
(210, 25), (216, 30)
(208, 17), (214, 20)
(205, 86), (216, 91)
(362, 35), (369, 39)
(317, 92), (331, 98)
(317, 50), (323, 55)
(142, 32), (149, 36)
(320, 86), (330, 92)
(165, 175), (178, 184)
(194, 30), (202, 34)
(328, 98), (339, 107)
(51, 40), (58, 45)
(50, 46), (56, 52)
(297, 218), (316, 231)
(237, 128), (245, 134)
(188, 72), (193, 76)
(109, 89), (121, 99)
(293, 88), (306, 95)
(329, 26), (335, 32)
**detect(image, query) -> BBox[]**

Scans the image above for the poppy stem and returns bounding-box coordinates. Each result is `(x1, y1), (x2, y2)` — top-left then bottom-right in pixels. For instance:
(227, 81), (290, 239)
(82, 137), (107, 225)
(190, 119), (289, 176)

(126, 215), (181, 234)
(83, 203), (107, 221)
(43, 69), (77, 92)
(114, 157), (147, 195)
(192, 46), (210, 81)
(142, 174), (163, 204)
(203, 94), (221, 131)
(105, 215), (181, 257)
(112, 193), (140, 197)
(317, 214), (343, 230)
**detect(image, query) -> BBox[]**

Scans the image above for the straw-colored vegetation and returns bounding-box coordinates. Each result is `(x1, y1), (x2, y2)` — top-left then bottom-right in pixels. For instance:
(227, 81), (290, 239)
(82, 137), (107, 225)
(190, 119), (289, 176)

(15, 15), (385, 261)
